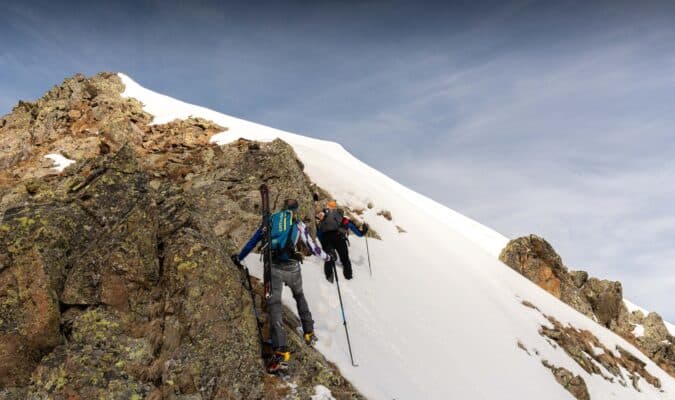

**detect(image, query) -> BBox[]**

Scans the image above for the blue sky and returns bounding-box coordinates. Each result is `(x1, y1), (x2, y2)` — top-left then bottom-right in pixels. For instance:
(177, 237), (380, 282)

(2, 0), (674, 320)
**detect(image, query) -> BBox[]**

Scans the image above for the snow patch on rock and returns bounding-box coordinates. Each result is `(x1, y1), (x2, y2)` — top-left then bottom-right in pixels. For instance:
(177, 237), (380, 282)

(311, 385), (336, 400)
(44, 153), (75, 172)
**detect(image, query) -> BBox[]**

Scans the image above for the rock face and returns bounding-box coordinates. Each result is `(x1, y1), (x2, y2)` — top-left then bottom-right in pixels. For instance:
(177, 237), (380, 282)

(0, 74), (363, 398)
(498, 235), (567, 298)
(500, 235), (674, 378)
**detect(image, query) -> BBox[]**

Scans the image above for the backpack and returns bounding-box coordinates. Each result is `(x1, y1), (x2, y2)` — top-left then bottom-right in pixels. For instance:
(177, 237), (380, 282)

(270, 210), (298, 261)
(319, 208), (344, 233)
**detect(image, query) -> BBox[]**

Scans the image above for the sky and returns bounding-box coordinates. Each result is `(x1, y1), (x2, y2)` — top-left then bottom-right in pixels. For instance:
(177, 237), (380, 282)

(1, 0), (674, 320)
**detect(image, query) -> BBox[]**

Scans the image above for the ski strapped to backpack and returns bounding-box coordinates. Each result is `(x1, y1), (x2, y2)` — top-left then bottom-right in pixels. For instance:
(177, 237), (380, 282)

(260, 184), (273, 299)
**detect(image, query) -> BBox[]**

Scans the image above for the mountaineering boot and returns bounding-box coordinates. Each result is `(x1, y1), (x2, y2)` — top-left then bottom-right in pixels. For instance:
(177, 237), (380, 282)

(304, 331), (317, 346)
(267, 350), (290, 374)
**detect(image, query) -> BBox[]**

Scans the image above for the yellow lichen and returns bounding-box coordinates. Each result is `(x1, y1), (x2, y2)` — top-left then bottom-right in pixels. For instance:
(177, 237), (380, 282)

(177, 260), (198, 272)
(17, 216), (36, 228)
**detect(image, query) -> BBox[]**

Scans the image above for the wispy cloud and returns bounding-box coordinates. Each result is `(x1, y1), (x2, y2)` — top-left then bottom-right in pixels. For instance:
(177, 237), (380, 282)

(1, 0), (673, 319)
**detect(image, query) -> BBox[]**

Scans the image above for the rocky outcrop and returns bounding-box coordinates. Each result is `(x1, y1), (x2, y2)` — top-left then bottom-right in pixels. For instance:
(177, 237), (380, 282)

(498, 235), (567, 298)
(500, 235), (674, 378)
(540, 314), (661, 390)
(628, 311), (675, 377)
(0, 74), (364, 398)
(517, 301), (662, 397)
(541, 360), (590, 400)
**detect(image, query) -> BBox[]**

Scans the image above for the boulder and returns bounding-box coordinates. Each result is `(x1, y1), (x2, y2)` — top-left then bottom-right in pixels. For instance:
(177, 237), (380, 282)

(579, 278), (623, 328)
(499, 235), (567, 298)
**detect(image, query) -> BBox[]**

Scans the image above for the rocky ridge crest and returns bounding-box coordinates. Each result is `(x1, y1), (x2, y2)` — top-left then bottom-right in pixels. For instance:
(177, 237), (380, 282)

(0, 73), (363, 399)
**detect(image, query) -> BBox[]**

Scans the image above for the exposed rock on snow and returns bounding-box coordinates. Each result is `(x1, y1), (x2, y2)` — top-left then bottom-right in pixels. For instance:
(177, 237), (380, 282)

(499, 235), (568, 299)
(541, 360), (590, 400)
(501, 235), (675, 378)
(539, 313), (661, 391)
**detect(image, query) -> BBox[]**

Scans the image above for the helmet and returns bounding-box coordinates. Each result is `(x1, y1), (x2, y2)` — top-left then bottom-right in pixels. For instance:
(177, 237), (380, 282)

(326, 200), (337, 209)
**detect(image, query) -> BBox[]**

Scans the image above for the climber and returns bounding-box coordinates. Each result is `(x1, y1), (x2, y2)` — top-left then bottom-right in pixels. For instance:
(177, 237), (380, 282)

(316, 200), (369, 282)
(231, 198), (332, 374)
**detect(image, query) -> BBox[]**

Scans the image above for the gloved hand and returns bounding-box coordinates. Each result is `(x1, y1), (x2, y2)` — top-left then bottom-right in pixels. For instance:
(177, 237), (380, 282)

(230, 253), (243, 269)
(361, 223), (369, 235)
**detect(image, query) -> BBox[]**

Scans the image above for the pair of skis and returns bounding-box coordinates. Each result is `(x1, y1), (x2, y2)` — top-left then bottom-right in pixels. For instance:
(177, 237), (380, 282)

(232, 184), (272, 360)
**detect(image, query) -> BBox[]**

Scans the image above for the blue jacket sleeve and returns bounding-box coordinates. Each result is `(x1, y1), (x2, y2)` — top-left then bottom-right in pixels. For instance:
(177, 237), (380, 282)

(238, 226), (263, 260)
(347, 221), (364, 237)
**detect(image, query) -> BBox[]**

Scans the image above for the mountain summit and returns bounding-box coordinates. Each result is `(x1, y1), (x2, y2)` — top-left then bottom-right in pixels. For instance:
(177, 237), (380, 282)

(0, 73), (672, 399)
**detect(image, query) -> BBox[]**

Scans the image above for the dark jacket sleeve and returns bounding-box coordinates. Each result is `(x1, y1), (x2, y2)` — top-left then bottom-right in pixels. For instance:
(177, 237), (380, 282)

(347, 220), (364, 237)
(238, 225), (263, 260)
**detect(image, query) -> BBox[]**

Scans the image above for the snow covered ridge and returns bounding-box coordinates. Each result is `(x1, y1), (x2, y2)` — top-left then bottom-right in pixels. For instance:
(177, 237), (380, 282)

(118, 73), (674, 399)
(118, 73), (509, 258)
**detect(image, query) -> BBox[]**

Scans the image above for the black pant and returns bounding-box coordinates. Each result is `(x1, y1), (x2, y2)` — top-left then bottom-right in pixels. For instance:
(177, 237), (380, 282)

(320, 231), (352, 280)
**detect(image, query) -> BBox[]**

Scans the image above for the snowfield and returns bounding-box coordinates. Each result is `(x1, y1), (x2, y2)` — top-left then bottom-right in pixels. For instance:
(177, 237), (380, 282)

(119, 73), (674, 399)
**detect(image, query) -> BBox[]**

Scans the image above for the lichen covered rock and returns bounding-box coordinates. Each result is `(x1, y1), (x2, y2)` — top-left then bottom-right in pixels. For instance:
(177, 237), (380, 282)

(0, 73), (364, 398)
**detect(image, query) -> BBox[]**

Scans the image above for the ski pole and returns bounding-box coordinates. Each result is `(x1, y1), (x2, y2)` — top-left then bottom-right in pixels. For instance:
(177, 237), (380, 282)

(245, 266), (266, 356)
(332, 263), (358, 367)
(235, 257), (266, 359)
(365, 234), (372, 277)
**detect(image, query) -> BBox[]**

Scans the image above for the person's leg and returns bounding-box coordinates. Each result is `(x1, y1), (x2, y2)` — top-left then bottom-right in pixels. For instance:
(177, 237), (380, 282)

(268, 267), (286, 350)
(335, 236), (353, 279)
(286, 264), (314, 334)
(321, 236), (336, 282)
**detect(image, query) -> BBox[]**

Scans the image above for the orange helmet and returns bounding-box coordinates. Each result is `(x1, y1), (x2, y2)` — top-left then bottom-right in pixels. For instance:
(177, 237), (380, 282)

(326, 200), (337, 209)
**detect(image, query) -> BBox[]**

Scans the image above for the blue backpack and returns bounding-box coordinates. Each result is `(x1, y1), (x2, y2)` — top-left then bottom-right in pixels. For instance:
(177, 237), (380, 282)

(270, 210), (298, 261)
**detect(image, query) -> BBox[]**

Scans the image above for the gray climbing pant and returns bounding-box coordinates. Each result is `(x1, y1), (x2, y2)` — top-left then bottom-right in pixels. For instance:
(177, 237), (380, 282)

(269, 260), (314, 350)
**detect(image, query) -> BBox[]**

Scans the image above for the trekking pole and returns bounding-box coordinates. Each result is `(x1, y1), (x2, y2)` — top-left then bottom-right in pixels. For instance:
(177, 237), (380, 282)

(244, 266), (265, 353)
(235, 258), (267, 359)
(365, 234), (372, 277)
(332, 264), (358, 367)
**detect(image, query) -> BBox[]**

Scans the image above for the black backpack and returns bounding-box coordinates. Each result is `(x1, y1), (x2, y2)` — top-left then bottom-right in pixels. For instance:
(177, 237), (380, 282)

(319, 208), (344, 233)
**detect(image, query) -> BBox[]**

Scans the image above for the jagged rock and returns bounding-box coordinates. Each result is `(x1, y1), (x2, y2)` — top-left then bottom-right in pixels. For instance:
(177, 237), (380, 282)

(635, 313), (675, 376)
(629, 310), (646, 325)
(499, 235), (568, 298)
(570, 270), (588, 288)
(501, 235), (674, 378)
(541, 360), (590, 400)
(539, 313), (661, 391)
(0, 74), (365, 398)
(643, 312), (669, 341)
(580, 278), (623, 328)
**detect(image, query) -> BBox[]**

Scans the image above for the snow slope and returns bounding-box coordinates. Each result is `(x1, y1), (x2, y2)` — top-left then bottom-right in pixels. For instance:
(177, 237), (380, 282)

(119, 74), (674, 399)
